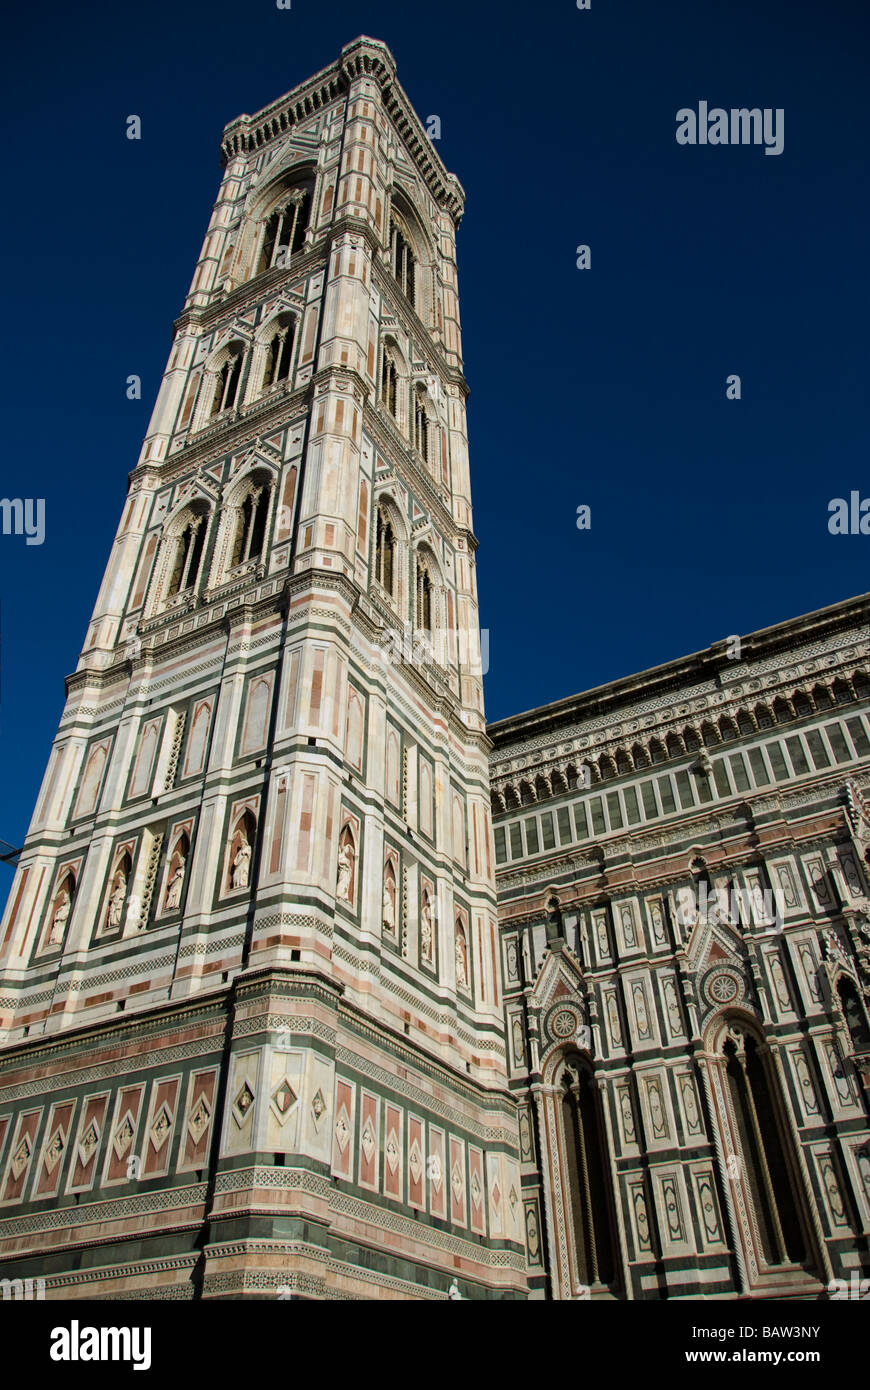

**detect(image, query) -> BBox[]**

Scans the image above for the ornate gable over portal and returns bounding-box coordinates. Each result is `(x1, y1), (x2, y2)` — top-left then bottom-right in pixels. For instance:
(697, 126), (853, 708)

(528, 946), (592, 1069)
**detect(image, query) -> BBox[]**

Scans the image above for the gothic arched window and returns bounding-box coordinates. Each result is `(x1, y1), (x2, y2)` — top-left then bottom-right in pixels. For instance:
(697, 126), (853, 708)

(230, 476), (272, 568)
(167, 511), (207, 597)
(723, 1028), (806, 1267)
(264, 318), (295, 390)
(257, 187), (312, 274)
(389, 217), (416, 308)
(211, 352), (242, 417)
(416, 560), (432, 635)
(413, 393), (429, 461)
(375, 508), (395, 595)
(560, 1060), (617, 1289)
(381, 353), (398, 418)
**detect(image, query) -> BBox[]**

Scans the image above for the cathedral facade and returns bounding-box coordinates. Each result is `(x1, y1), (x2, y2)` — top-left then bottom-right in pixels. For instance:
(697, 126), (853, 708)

(0, 39), (867, 1302)
(490, 595), (870, 1298)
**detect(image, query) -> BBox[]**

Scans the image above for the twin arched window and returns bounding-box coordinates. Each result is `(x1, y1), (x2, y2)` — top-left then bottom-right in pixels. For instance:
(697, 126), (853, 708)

(203, 317), (296, 426)
(159, 468), (275, 612)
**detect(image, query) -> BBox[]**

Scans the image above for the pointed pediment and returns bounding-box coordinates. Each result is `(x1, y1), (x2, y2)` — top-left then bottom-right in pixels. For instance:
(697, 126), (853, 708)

(214, 321), (254, 351)
(529, 943), (585, 1013)
(262, 290), (305, 322)
(230, 437), (283, 479)
(168, 473), (220, 520)
(258, 132), (321, 185)
(686, 916), (745, 974)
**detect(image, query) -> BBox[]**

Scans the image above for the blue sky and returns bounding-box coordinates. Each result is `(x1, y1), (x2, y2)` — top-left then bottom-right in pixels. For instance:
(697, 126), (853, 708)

(0, 0), (868, 854)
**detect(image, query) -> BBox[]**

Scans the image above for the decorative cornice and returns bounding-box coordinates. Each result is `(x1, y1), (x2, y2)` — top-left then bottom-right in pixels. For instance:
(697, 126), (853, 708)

(489, 593), (870, 758)
(218, 38), (465, 225)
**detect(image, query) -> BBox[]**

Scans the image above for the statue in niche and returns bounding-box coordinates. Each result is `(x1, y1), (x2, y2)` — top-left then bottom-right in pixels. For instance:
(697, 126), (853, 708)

(165, 858), (185, 911)
(106, 867), (127, 929)
(383, 865), (397, 933)
(49, 888), (71, 945)
(231, 833), (252, 890)
(455, 925), (468, 987)
(421, 893), (433, 960)
(336, 827), (355, 903)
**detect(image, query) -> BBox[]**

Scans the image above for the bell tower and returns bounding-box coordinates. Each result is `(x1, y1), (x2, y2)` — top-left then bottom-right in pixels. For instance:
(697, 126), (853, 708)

(0, 38), (526, 1300)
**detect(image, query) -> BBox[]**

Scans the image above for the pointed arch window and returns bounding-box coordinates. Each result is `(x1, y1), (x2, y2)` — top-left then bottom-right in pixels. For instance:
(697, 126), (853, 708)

(413, 393), (429, 460)
(375, 508), (395, 594)
(211, 352), (242, 417)
(231, 481), (272, 567)
(723, 1028), (806, 1266)
(560, 1060), (617, 1289)
(416, 559), (432, 634)
(390, 217), (415, 308)
(258, 187), (312, 274)
(381, 352), (398, 418)
(264, 319), (295, 389)
(168, 513), (207, 597)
